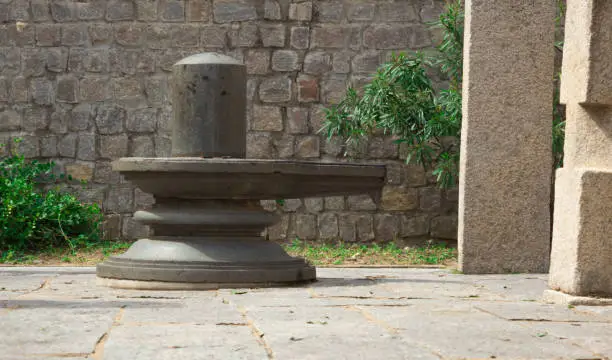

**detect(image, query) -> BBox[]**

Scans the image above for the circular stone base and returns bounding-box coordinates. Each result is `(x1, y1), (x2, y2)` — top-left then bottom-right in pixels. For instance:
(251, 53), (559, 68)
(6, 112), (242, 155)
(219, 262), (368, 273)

(96, 277), (315, 290)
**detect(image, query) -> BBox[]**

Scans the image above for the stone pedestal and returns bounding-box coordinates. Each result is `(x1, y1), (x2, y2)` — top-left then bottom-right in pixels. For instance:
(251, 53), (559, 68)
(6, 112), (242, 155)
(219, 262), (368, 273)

(96, 53), (386, 290)
(458, 0), (555, 273)
(548, 0), (612, 300)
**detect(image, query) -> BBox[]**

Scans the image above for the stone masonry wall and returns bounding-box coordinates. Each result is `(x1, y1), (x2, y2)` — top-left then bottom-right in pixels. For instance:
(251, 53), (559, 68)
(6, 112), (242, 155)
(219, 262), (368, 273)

(0, 0), (458, 245)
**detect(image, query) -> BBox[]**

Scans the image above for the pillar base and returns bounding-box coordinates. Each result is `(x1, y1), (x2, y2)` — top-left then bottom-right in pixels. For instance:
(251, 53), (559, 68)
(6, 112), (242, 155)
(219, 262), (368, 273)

(542, 290), (612, 306)
(97, 238), (316, 289)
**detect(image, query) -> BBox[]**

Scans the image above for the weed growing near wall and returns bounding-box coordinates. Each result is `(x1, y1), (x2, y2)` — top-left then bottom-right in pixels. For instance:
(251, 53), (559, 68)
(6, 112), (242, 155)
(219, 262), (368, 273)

(0, 139), (103, 259)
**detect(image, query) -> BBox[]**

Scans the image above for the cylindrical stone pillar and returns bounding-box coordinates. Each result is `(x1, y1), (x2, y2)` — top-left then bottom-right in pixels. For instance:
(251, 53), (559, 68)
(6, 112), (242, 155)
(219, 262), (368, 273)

(171, 53), (246, 158)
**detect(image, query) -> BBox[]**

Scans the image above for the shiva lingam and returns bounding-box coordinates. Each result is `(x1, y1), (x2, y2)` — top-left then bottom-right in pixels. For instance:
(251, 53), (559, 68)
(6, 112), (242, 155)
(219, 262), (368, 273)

(96, 53), (386, 290)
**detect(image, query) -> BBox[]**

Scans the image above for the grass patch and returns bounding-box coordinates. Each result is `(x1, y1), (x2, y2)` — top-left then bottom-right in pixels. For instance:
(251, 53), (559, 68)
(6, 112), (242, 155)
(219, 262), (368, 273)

(0, 240), (132, 266)
(283, 239), (457, 266)
(1, 239), (458, 267)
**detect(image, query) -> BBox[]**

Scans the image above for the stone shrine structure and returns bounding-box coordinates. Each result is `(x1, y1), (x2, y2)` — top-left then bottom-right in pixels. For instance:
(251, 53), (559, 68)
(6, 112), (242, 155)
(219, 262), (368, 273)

(546, 0), (612, 303)
(96, 53), (385, 289)
(458, 0), (555, 273)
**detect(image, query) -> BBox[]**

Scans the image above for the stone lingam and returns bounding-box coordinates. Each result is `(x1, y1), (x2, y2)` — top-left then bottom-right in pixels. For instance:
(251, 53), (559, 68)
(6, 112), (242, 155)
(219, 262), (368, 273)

(96, 53), (386, 290)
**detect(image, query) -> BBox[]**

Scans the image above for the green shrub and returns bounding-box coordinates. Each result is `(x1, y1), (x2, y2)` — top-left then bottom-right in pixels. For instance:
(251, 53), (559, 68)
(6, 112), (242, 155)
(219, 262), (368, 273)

(321, 0), (566, 188)
(0, 139), (103, 258)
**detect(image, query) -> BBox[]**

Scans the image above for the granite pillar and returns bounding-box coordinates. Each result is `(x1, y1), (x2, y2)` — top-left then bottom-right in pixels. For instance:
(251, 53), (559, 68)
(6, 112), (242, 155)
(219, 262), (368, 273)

(546, 0), (612, 302)
(458, 0), (555, 273)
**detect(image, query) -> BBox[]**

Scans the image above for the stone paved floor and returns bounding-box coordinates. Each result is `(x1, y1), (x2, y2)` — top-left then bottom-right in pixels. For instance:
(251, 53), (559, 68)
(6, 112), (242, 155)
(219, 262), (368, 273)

(0, 267), (610, 360)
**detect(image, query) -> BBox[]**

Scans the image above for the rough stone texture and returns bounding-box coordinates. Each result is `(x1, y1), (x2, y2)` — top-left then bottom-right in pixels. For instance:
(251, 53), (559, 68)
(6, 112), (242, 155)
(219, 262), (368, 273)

(1, 267), (611, 359)
(458, 0), (554, 273)
(548, 0), (612, 299)
(0, 0), (456, 244)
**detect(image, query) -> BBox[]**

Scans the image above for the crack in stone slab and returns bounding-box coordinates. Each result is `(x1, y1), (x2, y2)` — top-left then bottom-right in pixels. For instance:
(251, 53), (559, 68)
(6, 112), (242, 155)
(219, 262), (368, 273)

(237, 305), (275, 359)
(18, 352), (90, 358)
(346, 305), (445, 360)
(90, 306), (125, 360)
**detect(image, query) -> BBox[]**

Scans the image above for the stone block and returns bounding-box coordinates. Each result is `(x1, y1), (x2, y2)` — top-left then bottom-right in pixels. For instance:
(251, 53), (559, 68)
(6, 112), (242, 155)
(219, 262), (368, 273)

(352, 51), (381, 74)
(77, 134), (97, 160)
(286, 107), (309, 134)
(332, 51), (352, 74)
(49, 108), (70, 134)
(324, 196), (344, 211)
(296, 214), (317, 240)
(51, 1), (77, 22)
(273, 134), (295, 158)
(295, 135), (320, 158)
(105, 186), (134, 213)
(127, 108), (157, 133)
(311, 26), (354, 49)
(264, 0), (281, 20)
(297, 76), (318, 103)
(187, 0), (211, 21)
(381, 186), (418, 211)
(69, 104), (92, 132)
(61, 24), (88, 46)
(102, 214), (122, 240)
(22, 49), (46, 78)
(321, 75), (348, 104)
(113, 77), (143, 101)
(260, 24), (285, 47)
(347, 194), (377, 211)
(303, 51), (331, 75)
(146, 24), (172, 49)
(46, 47), (68, 73)
(290, 27), (310, 49)
(431, 215), (457, 240)
(160, 0), (185, 22)
(549, 168), (612, 297)
(77, 1), (106, 20)
(115, 24), (145, 47)
(314, 2), (344, 22)
(282, 199), (302, 212)
(246, 132), (274, 159)
(145, 76), (168, 106)
(36, 24), (61, 47)
(107, 0), (136, 21)
(122, 215), (150, 239)
(245, 50), (269, 74)
(252, 105), (283, 131)
(89, 24), (113, 44)
(96, 105), (126, 134)
(40, 136), (58, 157)
(15, 136), (40, 158)
(130, 135), (155, 157)
(214, 0), (258, 23)
(99, 134), (129, 159)
(400, 214), (429, 237)
(23, 106), (49, 131)
(58, 134), (77, 158)
(31, 0), (52, 22)
(348, 3), (375, 21)
(363, 25), (430, 49)
(66, 162), (95, 181)
(10, 77), (28, 103)
(562, 104), (612, 169)
(304, 198), (323, 213)
(368, 137), (398, 159)
(30, 78), (54, 105)
(376, 2), (418, 22)
(154, 135), (172, 157)
(375, 213), (399, 241)
(229, 23), (259, 47)
(95, 161), (121, 184)
(80, 77), (111, 102)
(560, 0), (612, 106)
(458, 0), (554, 274)
(56, 76), (78, 103)
(259, 76), (292, 103)
(271, 50), (300, 72)
(419, 187), (442, 212)
(289, 2), (312, 21)
(318, 213), (338, 240)
(0, 109), (21, 131)
(171, 25), (200, 47)
(136, 0), (158, 20)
